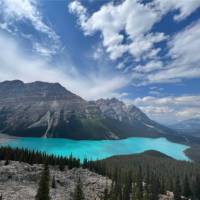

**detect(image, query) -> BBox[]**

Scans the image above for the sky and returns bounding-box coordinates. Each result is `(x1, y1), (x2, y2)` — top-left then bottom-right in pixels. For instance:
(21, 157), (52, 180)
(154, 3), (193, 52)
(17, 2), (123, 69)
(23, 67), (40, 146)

(0, 0), (200, 124)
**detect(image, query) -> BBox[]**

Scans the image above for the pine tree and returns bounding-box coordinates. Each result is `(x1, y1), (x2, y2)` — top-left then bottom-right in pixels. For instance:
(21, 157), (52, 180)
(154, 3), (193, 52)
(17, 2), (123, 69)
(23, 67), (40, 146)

(136, 166), (143, 200)
(174, 176), (181, 200)
(194, 175), (200, 199)
(4, 159), (9, 165)
(102, 186), (109, 200)
(122, 171), (132, 200)
(83, 158), (88, 169)
(51, 175), (56, 189)
(35, 164), (50, 200)
(59, 161), (65, 171)
(183, 175), (191, 198)
(143, 189), (149, 200)
(72, 177), (85, 200)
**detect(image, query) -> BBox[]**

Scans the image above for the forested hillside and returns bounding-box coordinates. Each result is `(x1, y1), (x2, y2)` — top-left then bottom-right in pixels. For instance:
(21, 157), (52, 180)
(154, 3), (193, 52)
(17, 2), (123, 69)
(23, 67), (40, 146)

(86, 151), (200, 200)
(1, 147), (200, 199)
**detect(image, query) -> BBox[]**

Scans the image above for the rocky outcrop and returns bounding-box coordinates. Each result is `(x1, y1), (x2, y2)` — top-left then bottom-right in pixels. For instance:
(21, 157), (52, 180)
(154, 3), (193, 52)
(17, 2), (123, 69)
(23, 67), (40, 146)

(159, 191), (174, 200)
(0, 161), (111, 200)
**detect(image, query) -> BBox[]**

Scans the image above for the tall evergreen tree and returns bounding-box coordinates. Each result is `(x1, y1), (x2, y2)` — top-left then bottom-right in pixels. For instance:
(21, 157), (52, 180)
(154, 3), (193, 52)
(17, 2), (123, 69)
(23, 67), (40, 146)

(102, 186), (109, 200)
(183, 175), (192, 198)
(51, 175), (56, 189)
(4, 159), (9, 165)
(194, 175), (200, 199)
(59, 160), (65, 171)
(136, 166), (143, 200)
(72, 177), (85, 200)
(83, 158), (88, 169)
(122, 171), (132, 200)
(174, 176), (181, 200)
(35, 164), (50, 200)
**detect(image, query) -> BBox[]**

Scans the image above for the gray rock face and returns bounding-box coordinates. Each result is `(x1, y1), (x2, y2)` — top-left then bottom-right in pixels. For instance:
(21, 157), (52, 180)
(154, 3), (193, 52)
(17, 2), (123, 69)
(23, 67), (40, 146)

(95, 98), (150, 123)
(0, 80), (107, 139)
(0, 161), (111, 200)
(95, 98), (175, 138)
(0, 80), (174, 139)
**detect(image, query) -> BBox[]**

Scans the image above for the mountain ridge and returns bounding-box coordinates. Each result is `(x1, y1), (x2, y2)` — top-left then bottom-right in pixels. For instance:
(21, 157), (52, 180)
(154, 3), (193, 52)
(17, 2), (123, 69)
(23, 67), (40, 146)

(0, 80), (177, 140)
(170, 117), (200, 137)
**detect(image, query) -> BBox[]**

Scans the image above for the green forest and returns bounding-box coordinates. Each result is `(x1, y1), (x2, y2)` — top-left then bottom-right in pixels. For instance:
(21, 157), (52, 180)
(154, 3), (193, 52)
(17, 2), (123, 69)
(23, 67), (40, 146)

(0, 147), (200, 200)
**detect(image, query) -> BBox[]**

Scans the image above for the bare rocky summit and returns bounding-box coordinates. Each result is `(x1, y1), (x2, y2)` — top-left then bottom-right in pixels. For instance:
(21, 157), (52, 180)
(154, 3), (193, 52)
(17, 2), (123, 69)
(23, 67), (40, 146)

(0, 161), (111, 200)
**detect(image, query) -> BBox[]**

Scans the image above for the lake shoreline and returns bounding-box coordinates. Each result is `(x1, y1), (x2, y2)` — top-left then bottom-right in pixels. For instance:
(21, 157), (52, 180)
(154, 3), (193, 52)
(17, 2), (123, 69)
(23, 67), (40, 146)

(0, 133), (19, 144)
(0, 135), (190, 162)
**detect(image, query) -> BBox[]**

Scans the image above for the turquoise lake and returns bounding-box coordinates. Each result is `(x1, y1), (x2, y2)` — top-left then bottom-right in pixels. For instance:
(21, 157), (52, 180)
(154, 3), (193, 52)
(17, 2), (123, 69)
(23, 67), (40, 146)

(1, 137), (190, 161)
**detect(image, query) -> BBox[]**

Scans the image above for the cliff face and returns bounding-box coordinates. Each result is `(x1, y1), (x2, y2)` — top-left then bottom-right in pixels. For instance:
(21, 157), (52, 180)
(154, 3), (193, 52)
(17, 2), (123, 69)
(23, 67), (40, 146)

(0, 160), (111, 200)
(0, 80), (175, 139)
(0, 80), (108, 139)
(94, 98), (176, 139)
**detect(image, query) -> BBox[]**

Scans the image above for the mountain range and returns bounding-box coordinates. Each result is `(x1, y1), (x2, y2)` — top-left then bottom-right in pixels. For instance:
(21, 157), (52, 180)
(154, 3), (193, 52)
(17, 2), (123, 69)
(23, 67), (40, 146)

(170, 118), (200, 137)
(0, 80), (176, 140)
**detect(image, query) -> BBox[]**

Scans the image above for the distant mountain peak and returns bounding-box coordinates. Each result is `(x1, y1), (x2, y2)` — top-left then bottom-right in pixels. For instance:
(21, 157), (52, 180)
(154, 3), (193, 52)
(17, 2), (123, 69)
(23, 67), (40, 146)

(169, 117), (200, 137)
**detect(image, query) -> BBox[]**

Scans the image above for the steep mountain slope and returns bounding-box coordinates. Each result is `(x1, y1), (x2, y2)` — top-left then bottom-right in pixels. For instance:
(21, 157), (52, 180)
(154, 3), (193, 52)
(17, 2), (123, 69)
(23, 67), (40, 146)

(0, 80), (177, 140)
(94, 98), (176, 139)
(0, 80), (109, 139)
(170, 118), (200, 137)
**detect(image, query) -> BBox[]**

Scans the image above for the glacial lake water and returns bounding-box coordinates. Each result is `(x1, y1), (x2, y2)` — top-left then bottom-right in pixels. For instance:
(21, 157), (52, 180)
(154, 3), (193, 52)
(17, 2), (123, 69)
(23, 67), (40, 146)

(1, 137), (190, 161)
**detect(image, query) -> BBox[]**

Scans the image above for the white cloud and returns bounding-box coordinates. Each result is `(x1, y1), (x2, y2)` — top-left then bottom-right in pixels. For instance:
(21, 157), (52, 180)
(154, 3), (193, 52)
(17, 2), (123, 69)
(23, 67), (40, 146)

(153, 0), (200, 21)
(116, 62), (125, 70)
(69, 0), (200, 87)
(134, 60), (163, 73)
(176, 108), (200, 118)
(0, 32), (129, 100)
(146, 20), (200, 84)
(69, 0), (200, 63)
(148, 90), (161, 96)
(69, 0), (88, 28)
(33, 43), (57, 58)
(133, 95), (200, 107)
(68, 0), (165, 61)
(130, 95), (200, 123)
(0, 0), (60, 57)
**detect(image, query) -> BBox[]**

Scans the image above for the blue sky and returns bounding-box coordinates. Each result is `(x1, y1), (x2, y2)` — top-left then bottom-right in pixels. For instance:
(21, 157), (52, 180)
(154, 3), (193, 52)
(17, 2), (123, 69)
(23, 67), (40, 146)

(0, 0), (200, 124)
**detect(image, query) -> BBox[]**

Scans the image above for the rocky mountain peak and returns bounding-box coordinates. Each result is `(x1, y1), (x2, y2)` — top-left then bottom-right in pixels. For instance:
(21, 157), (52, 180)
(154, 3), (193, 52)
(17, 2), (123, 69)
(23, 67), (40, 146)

(0, 80), (84, 101)
(0, 80), (24, 90)
(0, 79), (24, 85)
(26, 81), (76, 98)
(95, 98), (128, 121)
(95, 98), (150, 122)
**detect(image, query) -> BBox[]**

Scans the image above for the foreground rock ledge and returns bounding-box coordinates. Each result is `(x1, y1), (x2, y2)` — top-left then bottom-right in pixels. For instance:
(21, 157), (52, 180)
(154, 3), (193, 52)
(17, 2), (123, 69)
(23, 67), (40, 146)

(0, 161), (111, 200)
